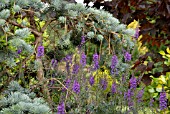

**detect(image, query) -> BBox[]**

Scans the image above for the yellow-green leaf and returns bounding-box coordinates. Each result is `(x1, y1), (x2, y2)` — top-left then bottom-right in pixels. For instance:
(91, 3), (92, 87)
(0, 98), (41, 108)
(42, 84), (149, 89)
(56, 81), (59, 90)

(166, 54), (170, 58)
(167, 47), (170, 54)
(159, 50), (165, 55)
(148, 88), (155, 93)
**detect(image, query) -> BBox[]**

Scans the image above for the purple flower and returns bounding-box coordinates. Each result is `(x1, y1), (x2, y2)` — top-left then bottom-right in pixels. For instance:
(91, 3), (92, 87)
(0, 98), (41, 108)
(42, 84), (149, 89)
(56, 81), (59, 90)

(124, 89), (134, 108)
(62, 79), (71, 91)
(130, 76), (137, 89)
(124, 51), (131, 62)
(80, 52), (86, 67)
(51, 59), (55, 65)
(134, 28), (139, 39)
(72, 64), (80, 74)
(124, 89), (134, 99)
(111, 55), (118, 69)
(57, 102), (65, 114)
(72, 80), (80, 94)
(137, 88), (144, 103)
(100, 78), (107, 90)
(63, 54), (72, 63)
(150, 97), (154, 107)
(81, 35), (85, 44)
(111, 83), (116, 94)
(89, 75), (95, 86)
(93, 53), (99, 70)
(110, 55), (118, 74)
(37, 46), (44, 57)
(17, 49), (22, 54)
(51, 59), (57, 68)
(159, 89), (167, 110)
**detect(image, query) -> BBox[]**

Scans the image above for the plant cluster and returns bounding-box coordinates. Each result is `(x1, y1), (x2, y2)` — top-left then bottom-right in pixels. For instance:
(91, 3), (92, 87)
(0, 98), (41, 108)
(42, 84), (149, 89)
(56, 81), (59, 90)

(53, 37), (167, 113)
(0, 0), (169, 113)
(0, 81), (52, 114)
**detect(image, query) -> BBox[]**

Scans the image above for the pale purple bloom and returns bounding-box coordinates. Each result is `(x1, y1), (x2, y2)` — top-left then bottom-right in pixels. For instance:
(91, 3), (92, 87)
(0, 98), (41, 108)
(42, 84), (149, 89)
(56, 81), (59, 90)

(124, 51), (131, 62)
(100, 78), (107, 90)
(72, 80), (80, 94)
(51, 59), (57, 68)
(130, 76), (137, 89)
(150, 97), (154, 107)
(111, 55), (118, 69)
(63, 54), (72, 63)
(124, 89), (134, 99)
(89, 75), (94, 86)
(124, 89), (134, 108)
(37, 46), (44, 57)
(81, 35), (85, 44)
(137, 88), (144, 103)
(93, 53), (99, 70)
(51, 59), (55, 65)
(110, 55), (118, 74)
(80, 52), (86, 67)
(63, 55), (72, 74)
(57, 102), (65, 114)
(159, 89), (167, 110)
(134, 28), (139, 39)
(111, 83), (116, 94)
(62, 79), (71, 91)
(72, 64), (80, 74)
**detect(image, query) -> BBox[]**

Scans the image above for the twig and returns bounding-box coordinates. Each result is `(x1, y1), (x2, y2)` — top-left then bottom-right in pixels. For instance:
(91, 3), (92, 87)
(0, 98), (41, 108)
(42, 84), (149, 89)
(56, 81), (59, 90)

(41, 19), (55, 32)
(8, 20), (41, 36)
(50, 78), (77, 99)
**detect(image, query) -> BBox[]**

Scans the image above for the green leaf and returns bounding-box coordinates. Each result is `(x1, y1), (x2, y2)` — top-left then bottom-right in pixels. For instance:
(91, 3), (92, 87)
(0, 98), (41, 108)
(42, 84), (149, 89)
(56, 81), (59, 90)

(148, 88), (155, 93)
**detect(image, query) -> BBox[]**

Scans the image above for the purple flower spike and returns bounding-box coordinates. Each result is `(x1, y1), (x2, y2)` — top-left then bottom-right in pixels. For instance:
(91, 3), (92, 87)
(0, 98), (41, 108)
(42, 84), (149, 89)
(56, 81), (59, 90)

(89, 75), (95, 86)
(72, 64), (80, 74)
(124, 51), (131, 62)
(93, 53), (99, 70)
(124, 89), (134, 108)
(57, 102), (65, 114)
(81, 35), (85, 44)
(111, 83), (116, 94)
(150, 97), (154, 107)
(111, 55), (118, 69)
(37, 46), (44, 57)
(159, 88), (167, 110)
(137, 88), (144, 103)
(80, 52), (86, 67)
(51, 59), (58, 68)
(72, 80), (80, 94)
(100, 78), (108, 90)
(130, 76), (137, 89)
